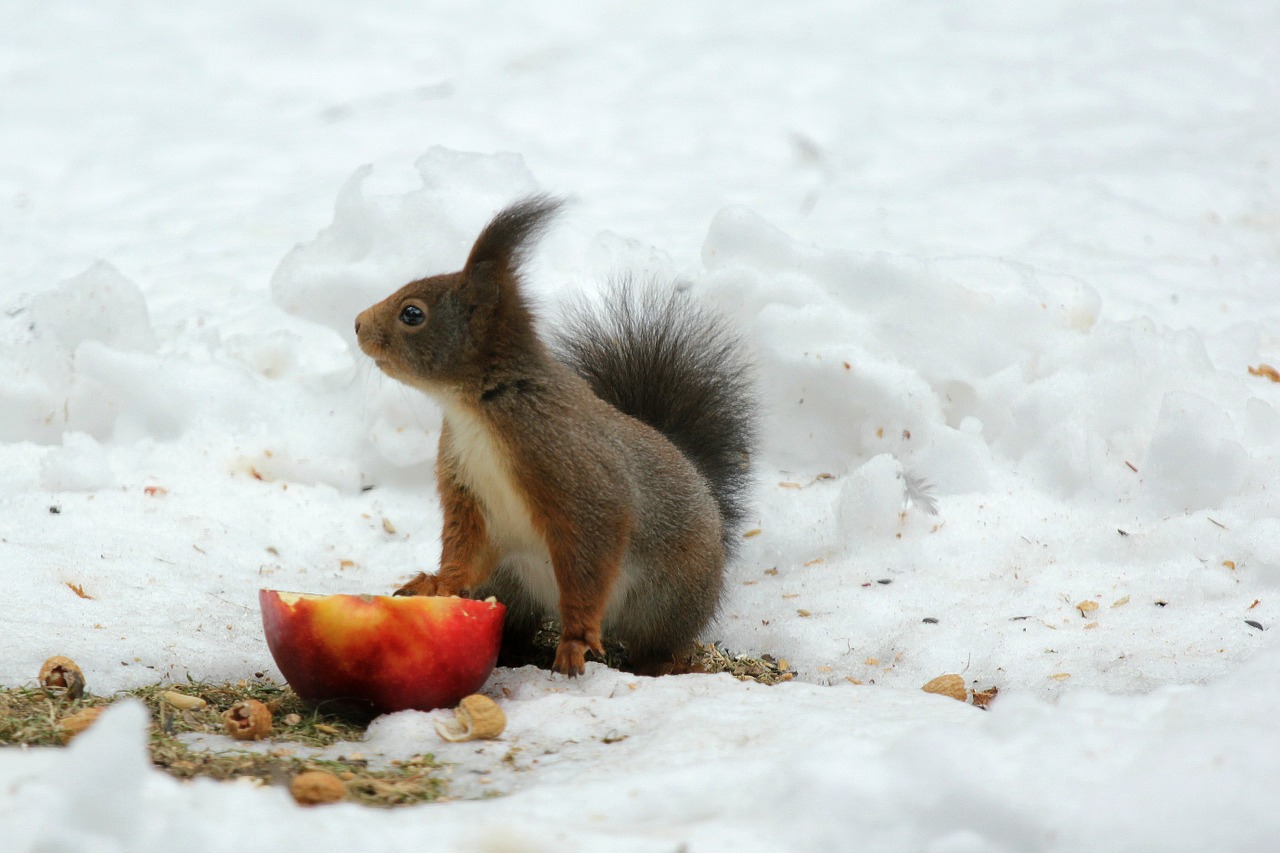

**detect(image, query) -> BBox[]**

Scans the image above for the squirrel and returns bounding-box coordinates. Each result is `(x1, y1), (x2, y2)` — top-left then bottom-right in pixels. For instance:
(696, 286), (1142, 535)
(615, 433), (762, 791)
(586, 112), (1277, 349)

(353, 196), (755, 676)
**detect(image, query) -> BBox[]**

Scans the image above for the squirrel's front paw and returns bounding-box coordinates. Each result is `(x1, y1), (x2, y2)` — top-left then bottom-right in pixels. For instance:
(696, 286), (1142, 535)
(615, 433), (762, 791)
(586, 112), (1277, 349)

(552, 639), (591, 677)
(393, 573), (440, 597)
(552, 631), (605, 677)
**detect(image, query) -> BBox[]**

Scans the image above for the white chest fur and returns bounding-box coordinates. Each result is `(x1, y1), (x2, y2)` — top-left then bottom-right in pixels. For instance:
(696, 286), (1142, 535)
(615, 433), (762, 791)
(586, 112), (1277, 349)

(442, 404), (560, 607)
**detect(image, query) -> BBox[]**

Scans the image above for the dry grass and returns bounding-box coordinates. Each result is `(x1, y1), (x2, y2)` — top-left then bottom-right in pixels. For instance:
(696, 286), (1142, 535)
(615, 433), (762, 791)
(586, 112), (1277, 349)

(2, 639), (793, 806)
(0, 677), (445, 807)
(691, 642), (797, 684)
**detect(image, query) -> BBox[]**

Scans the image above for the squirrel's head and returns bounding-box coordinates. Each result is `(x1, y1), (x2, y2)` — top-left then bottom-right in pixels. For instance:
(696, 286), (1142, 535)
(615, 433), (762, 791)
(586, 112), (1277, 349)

(355, 195), (562, 397)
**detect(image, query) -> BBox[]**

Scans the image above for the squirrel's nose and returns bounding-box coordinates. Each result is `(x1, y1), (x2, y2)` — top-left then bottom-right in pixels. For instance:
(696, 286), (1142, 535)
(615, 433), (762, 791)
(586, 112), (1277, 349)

(354, 317), (363, 336)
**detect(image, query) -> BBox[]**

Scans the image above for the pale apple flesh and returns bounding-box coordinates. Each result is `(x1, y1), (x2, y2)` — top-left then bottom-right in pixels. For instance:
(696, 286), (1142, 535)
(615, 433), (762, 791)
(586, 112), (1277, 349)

(260, 589), (505, 716)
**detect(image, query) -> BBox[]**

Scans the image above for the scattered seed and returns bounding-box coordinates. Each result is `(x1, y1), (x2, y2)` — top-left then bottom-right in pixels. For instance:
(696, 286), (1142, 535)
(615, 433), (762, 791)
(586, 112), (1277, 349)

(922, 617), (939, 624)
(921, 674), (967, 702)
(58, 706), (105, 743)
(971, 686), (999, 709)
(1245, 620), (1265, 631)
(876, 579), (892, 585)
(1248, 363), (1280, 382)
(161, 690), (207, 711)
(382, 518), (397, 535)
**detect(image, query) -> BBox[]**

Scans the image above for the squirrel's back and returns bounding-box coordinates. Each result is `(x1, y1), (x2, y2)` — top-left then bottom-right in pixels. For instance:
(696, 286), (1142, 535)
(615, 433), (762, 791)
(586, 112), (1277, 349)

(555, 282), (756, 552)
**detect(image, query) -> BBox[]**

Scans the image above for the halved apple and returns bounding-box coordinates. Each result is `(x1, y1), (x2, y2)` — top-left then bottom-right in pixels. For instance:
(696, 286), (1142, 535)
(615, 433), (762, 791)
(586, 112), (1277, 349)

(259, 589), (505, 717)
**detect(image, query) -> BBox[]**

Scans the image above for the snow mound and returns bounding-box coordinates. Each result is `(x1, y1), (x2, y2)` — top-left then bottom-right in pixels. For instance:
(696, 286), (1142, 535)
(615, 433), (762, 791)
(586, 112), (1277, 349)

(270, 147), (540, 342)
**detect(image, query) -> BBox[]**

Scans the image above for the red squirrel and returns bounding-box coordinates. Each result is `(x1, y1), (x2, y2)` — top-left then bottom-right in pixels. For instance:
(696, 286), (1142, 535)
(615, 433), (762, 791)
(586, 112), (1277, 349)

(354, 197), (754, 676)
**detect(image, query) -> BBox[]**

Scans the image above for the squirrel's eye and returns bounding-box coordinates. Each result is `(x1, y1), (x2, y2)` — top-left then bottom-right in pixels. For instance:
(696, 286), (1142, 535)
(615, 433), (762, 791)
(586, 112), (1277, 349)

(398, 304), (426, 327)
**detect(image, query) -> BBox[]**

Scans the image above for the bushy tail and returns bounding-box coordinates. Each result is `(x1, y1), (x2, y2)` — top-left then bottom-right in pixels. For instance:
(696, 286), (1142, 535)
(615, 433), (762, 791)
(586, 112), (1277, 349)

(555, 281), (756, 552)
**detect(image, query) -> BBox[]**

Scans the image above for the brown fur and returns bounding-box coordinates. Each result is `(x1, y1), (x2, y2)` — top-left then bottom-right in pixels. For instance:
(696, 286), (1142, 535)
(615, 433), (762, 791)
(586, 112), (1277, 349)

(355, 197), (732, 676)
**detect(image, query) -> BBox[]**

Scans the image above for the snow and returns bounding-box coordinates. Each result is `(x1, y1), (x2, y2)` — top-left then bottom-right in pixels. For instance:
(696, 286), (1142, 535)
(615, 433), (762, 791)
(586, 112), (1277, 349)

(3, 1), (1280, 850)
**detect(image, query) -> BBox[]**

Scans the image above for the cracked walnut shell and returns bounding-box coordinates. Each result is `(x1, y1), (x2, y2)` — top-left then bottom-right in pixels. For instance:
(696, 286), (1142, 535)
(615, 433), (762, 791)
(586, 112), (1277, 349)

(222, 699), (273, 740)
(40, 655), (86, 699)
(434, 694), (506, 742)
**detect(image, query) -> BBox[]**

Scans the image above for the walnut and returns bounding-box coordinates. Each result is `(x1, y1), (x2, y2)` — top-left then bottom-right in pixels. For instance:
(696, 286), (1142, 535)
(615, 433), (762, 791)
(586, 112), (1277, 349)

(290, 770), (347, 806)
(435, 694), (506, 742)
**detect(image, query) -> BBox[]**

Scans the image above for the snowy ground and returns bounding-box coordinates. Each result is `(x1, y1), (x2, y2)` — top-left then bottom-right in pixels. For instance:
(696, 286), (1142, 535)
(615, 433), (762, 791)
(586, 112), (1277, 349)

(4, 1), (1280, 850)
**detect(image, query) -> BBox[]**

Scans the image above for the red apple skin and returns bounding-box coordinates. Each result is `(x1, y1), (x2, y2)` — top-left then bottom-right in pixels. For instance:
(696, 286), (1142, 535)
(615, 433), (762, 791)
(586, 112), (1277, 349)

(260, 590), (505, 715)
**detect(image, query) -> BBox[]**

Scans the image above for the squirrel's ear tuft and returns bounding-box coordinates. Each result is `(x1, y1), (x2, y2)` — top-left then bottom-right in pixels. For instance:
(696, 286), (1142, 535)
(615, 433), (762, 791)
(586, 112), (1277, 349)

(464, 195), (563, 277)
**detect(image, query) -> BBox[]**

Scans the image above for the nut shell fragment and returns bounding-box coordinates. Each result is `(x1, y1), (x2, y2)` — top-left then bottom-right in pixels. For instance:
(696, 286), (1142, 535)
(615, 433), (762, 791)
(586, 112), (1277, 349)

(290, 770), (347, 806)
(58, 706), (105, 743)
(40, 656), (86, 699)
(222, 699), (273, 740)
(922, 674), (968, 702)
(434, 694), (506, 742)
